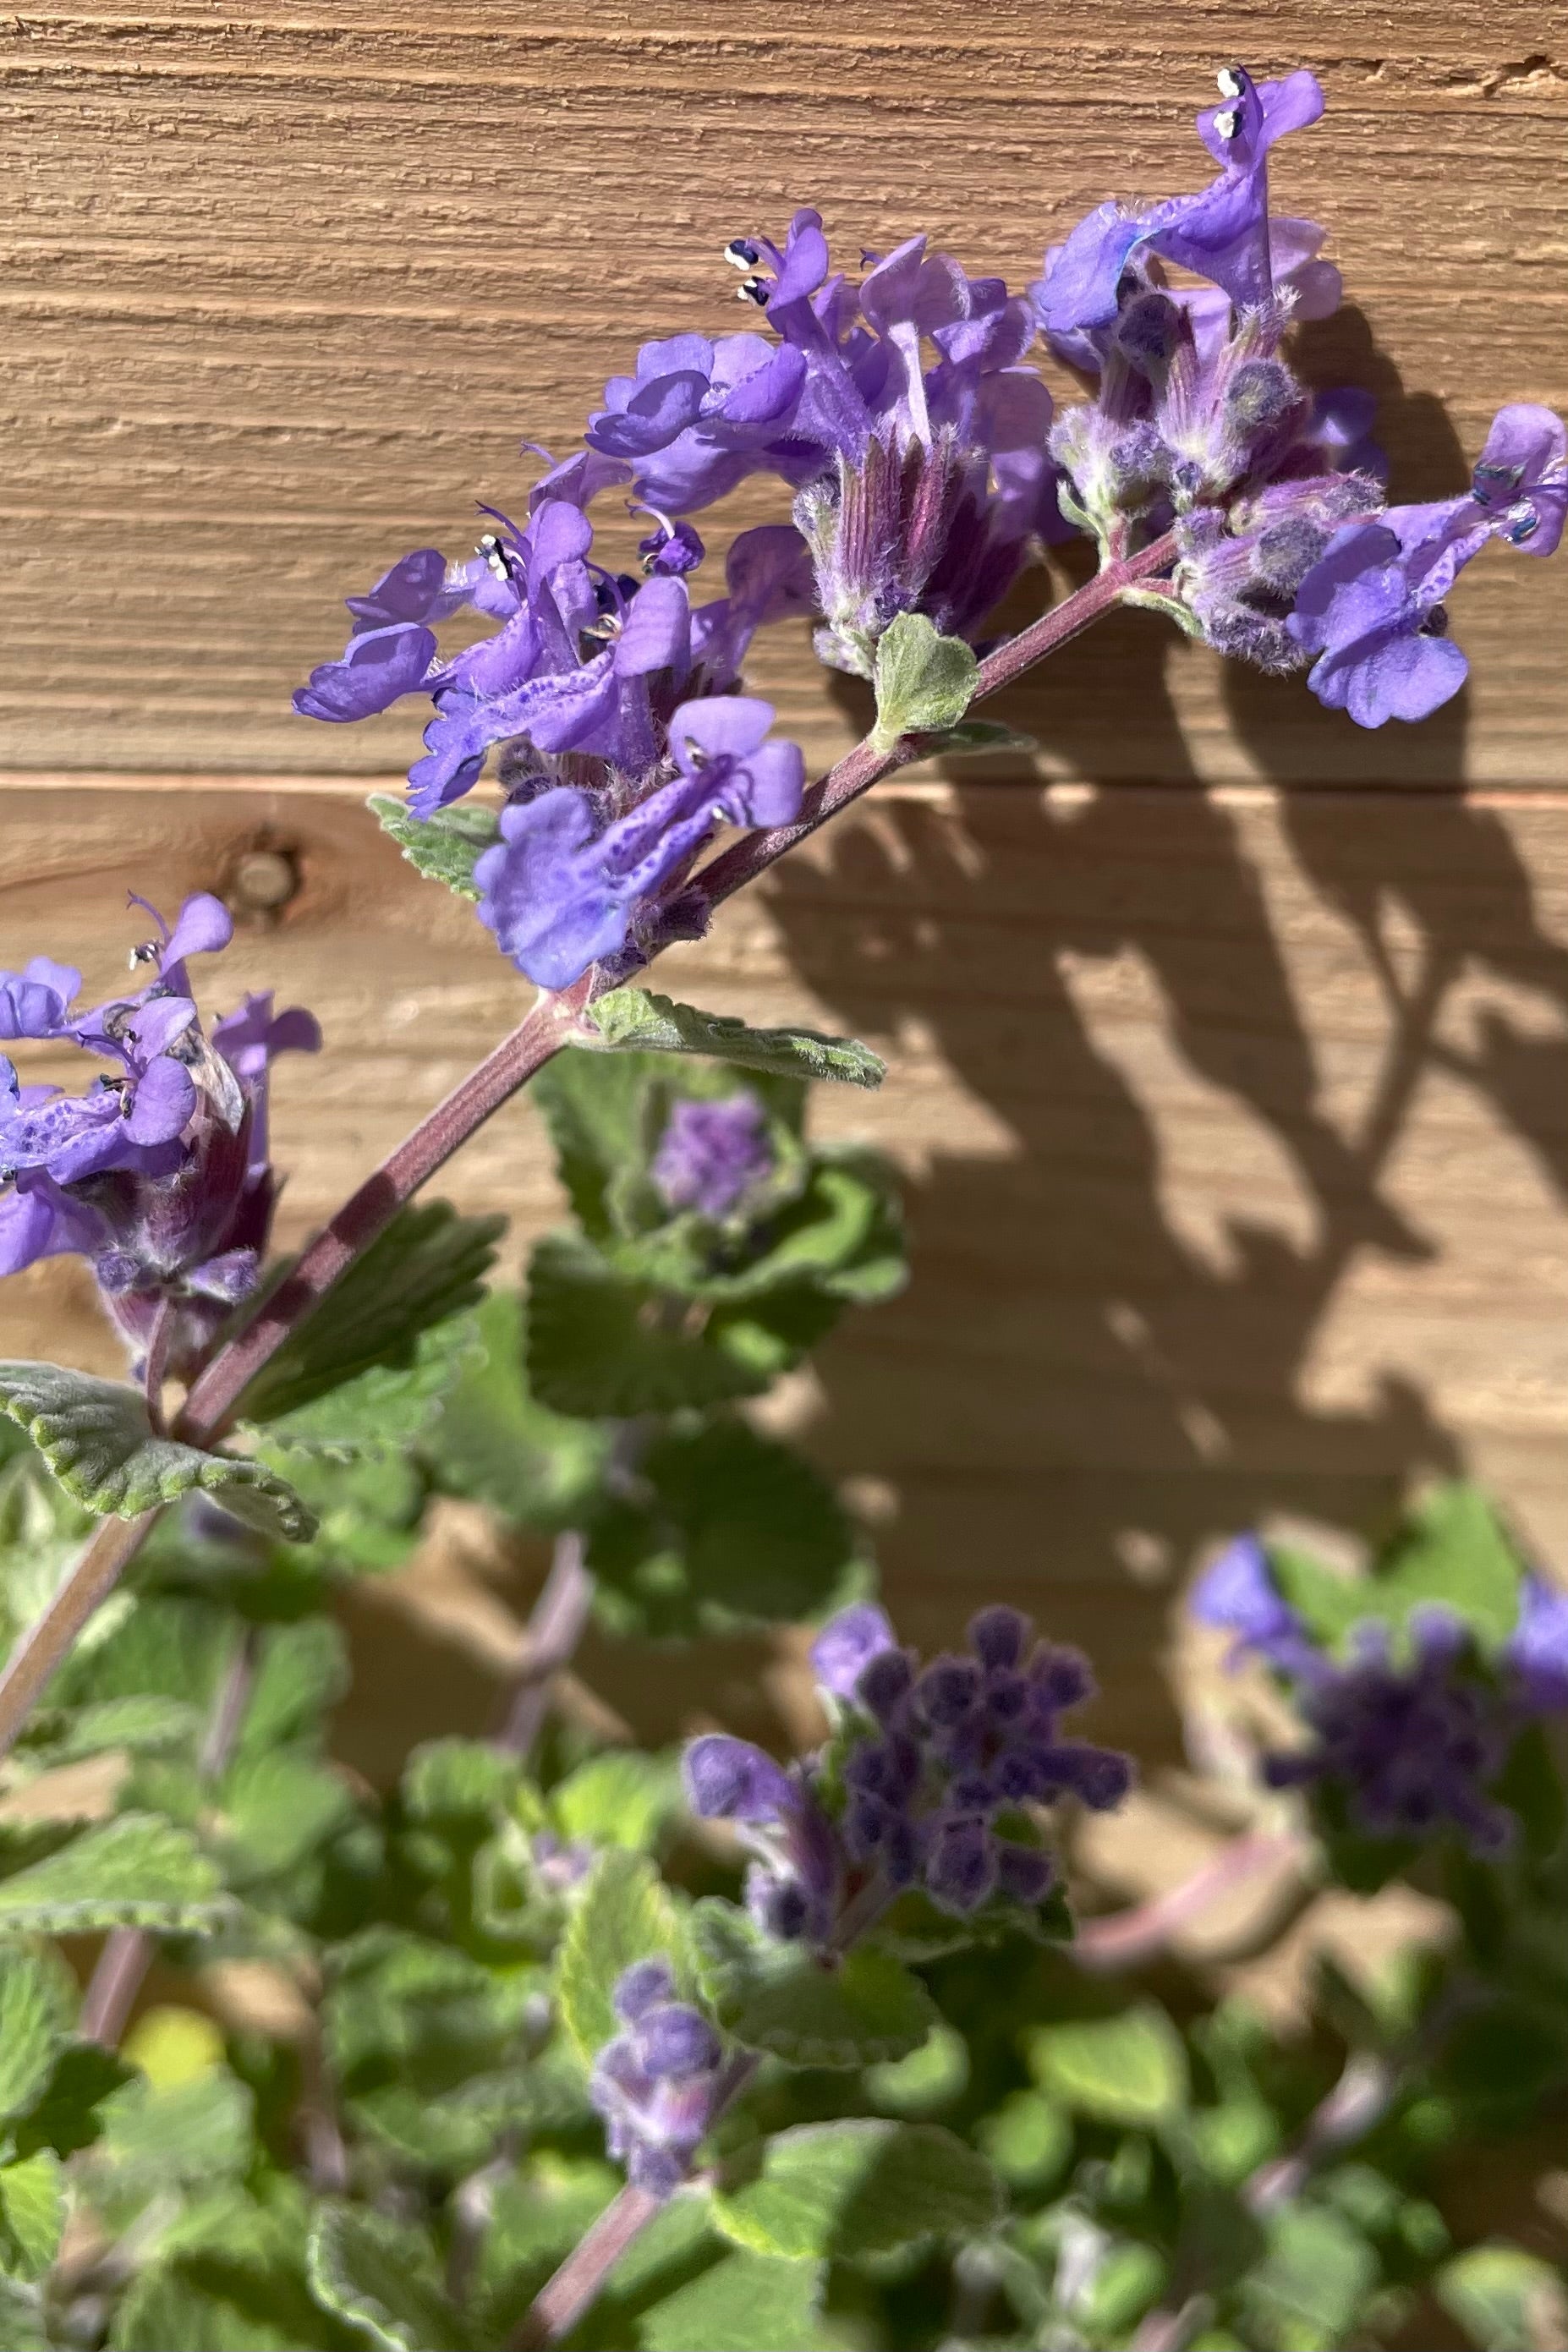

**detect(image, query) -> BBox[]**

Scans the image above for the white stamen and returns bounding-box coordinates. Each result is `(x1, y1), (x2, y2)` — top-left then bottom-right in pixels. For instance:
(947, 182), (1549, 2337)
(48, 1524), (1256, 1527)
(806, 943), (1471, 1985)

(1216, 65), (1245, 97)
(1214, 107), (1242, 140)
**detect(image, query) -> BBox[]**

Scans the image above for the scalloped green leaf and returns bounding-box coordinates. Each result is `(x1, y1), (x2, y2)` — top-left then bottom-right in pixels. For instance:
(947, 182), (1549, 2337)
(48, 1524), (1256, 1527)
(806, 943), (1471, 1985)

(584, 990), (885, 1090)
(306, 2205), (471, 2352)
(0, 1949), (63, 2124)
(556, 1850), (694, 2062)
(0, 1813), (229, 1937)
(691, 1901), (936, 2069)
(423, 1288), (610, 1529)
(1027, 2003), (1189, 2127)
(1436, 2244), (1568, 2351)
(0, 2152), (63, 2283)
(639, 2248), (827, 2352)
(0, 1364), (315, 1540)
(250, 1310), (481, 1460)
(234, 1202), (503, 1434)
(710, 2120), (1001, 2260)
(367, 792), (500, 902)
(526, 1232), (770, 1417)
(870, 612), (979, 750)
(589, 1420), (857, 1642)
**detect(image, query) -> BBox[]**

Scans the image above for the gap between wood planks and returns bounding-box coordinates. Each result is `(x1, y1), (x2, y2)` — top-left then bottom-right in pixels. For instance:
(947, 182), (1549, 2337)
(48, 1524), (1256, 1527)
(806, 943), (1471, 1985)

(1, 773), (1565, 811)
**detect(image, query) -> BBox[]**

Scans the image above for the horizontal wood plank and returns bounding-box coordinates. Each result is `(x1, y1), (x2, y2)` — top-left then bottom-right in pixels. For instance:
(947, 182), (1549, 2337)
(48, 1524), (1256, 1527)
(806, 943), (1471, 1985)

(1, 4), (1565, 783)
(3, 772), (1565, 1751)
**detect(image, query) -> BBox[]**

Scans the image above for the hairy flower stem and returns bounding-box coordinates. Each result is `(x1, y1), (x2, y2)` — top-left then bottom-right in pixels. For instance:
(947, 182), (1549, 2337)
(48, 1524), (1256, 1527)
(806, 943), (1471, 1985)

(496, 1530), (595, 1757)
(0, 535), (1178, 1768)
(699, 533), (1178, 912)
(1072, 1828), (1308, 1970)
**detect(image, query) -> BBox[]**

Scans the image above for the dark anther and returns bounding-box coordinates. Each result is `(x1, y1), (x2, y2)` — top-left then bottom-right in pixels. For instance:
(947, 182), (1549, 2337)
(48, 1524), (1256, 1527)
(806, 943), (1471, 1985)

(736, 277), (770, 307)
(724, 238), (760, 269)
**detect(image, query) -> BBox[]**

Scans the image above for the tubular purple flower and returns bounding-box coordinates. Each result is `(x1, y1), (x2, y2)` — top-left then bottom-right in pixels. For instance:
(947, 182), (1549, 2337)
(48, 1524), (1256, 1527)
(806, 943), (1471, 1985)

(470, 694), (805, 990)
(809, 1600), (898, 1699)
(589, 1966), (726, 2200)
(0, 896), (318, 1373)
(1035, 67), (1327, 345)
(1288, 404), (1567, 725)
(586, 211), (1062, 675)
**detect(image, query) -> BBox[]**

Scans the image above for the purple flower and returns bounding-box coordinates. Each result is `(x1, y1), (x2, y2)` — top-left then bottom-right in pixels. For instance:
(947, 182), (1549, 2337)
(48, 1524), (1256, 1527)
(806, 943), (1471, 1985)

(1035, 68), (1327, 344)
(1191, 1533), (1310, 1668)
(1288, 405), (1568, 726)
(587, 212), (1062, 674)
(683, 1598), (1127, 1953)
(650, 1092), (775, 1220)
(1263, 1618), (1516, 1853)
(809, 1601), (898, 1699)
(471, 694), (805, 990)
(589, 1964), (726, 2199)
(1505, 1575), (1568, 1713)
(0, 896), (318, 1373)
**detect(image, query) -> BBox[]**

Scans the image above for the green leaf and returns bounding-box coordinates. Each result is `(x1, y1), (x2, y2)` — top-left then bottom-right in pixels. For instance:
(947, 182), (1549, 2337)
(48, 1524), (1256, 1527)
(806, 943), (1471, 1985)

(237, 1620), (350, 1759)
(368, 792), (500, 902)
(1240, 2205), (1379, 2347)
(692, 1901), (937, 2069)
(19, 1691), (200, 1769)
(0, 2278), (50, 2352)
(975, 2089), (1073, 2190)
(1080, 2242), (1168, 2338)
(306, 2205), (471, 2352)
(1371, 1483), (1525, 1653)
(95, 2069), (255, 2194)
(1027, 2004), (1189, 2127)
(639, 2249), (825, 2352)
(401, 1737), (523, 1828)
(556, 1850), (694, 2061)
(870, 612), (979, 749)
(0, 1363), (315, 1539)
(551, 1751), (680, 1854)
(526, 1231), (768, 1417)
(0, 1813), (228, 1936)
(589, 1422), (857, 1640)
(862, 2023), (969, 2118)
(1436, 2245), (1568, 2352)
(13, 2042), (130, 2160)
(0, 2152), (63, 2282)
(217, 1751), (356, 1886)
(914, 718), (1038, 759)
(474, 2157), (618, 2337)
(584, 990), (885, 1090)
(422, 1289), (609, 1529)
(711, 2120), (1001, 2260)
(235, 1202), (502, 1432)
(251, 1312), (480, 1460)
(0, 1949), (63, 2124)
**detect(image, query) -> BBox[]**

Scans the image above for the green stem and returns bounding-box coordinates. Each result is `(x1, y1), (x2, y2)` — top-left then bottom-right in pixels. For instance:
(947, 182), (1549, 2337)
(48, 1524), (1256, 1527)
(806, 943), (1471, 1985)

(0, 534), (1178, 1768)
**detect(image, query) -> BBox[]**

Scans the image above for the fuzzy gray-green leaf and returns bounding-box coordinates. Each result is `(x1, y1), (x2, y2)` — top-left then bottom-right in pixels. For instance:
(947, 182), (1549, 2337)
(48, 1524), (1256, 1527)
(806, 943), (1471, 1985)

(367, 793), (500, 902)
(0, 1813), (229, 1937)
(870, 612), (979, 750)
(585, 990), (885, 1090)
(0, 1364), (315, 1540)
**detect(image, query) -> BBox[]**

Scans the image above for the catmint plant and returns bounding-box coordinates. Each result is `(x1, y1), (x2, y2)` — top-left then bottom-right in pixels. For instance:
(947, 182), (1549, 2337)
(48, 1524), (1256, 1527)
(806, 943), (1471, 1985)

(0, 55), (1565, 2352)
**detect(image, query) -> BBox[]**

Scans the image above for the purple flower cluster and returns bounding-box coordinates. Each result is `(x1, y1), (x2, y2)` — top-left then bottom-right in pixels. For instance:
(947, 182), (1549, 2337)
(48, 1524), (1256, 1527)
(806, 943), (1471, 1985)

(587, 211), (1064, 677)
(1192, 1535), (1568, 1852)
(1035, 67), (1566, 724)
(0, 896), (318, 1374)
(587, 1959), (726, 2199)
(293, 466), (809, 991)
(650, 1091), (775, 1221)
(684, 1602), (1130, 1945)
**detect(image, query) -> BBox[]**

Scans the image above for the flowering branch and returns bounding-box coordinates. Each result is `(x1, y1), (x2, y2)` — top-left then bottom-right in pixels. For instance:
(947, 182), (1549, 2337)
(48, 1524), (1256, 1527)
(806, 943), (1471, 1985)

(0, 542), (1176, 1768)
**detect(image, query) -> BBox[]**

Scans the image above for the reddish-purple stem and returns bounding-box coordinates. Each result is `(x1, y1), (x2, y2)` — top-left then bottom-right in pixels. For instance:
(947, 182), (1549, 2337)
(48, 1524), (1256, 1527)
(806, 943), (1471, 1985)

(1073, 1828), (1306, 1971)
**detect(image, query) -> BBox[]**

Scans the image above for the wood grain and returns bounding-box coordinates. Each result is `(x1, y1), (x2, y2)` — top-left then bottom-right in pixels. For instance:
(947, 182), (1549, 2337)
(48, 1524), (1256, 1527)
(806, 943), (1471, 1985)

(1, 3), (1565, 783)
(3, 771), (1565, 1753)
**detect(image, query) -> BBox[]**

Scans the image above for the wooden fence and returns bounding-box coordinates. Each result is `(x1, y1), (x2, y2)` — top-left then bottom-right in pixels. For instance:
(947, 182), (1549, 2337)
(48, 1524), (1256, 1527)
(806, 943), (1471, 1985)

(3, 3), (1565, 1759)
